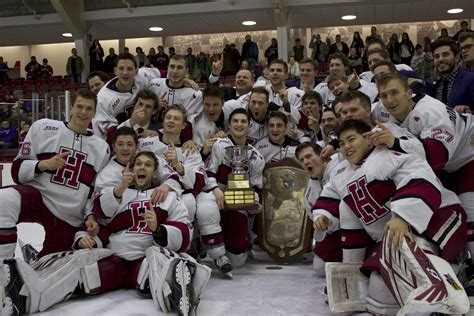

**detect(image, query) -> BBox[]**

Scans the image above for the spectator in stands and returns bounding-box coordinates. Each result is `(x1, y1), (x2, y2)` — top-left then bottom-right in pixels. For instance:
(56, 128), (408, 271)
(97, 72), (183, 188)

(430, 37), (474, 112)
(460, 32), (474, 71)
(89, 39), (105, 71)
(241, 34), (259, 72)
(135, 47), (145, 68)
(400, 32), (415, 65)
(240, 59), (250, 70)
(103, 48), (118, 74)
(0, 57), (9, 83)
(453, 20), (473, 42)
(292, 38), (306, 62)
(366, 26), (382, 42)
(26, 63), (39, 80)
(423, 36), (432, 52)
(350, 31), (364, 57)
(87, 71), (108, 95)
(193, 52), (211, 83)
(439, 28), (451, 39)
(264, 38), (278, 65)
(0, 120), (17, 149)
(185, 47), (196, 75)
(123, 47), (130, 54)
(418, 51), (436, 81)
(410, 44), (425, 72)
(348, 47), (362, 74)
(66, 48), (85, 83)
(221, 44), (239, 77)
(387, 33), (401, 63)
(288, 56), (300, 79)
(37, 58), (53, 79)
(329, 34), (349, 56)
(18, 121), (30, 144)
(155, 45), (169, 73)
(146, 47), (157, 67)
(309, 34), (329, 72)
(168, 47), (176, 58)
(24, 56), (38, 73)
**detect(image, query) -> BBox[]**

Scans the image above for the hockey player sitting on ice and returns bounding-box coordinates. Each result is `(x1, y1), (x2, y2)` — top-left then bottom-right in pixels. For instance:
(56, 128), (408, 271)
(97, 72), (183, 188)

(376, 74), (474, 294)
(94, 126), (182, 209)
(255, 111), (299, 164)
(313, 119), (469, 315)
(0, 90), (109, 263)
(295, 142), (342, 277)
(203, 108), (265, 277)
(2, 151), (210, 316)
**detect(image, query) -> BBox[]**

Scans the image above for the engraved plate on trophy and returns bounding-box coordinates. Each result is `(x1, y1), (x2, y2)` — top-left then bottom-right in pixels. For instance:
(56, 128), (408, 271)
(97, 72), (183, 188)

(223, 145), (257, 210)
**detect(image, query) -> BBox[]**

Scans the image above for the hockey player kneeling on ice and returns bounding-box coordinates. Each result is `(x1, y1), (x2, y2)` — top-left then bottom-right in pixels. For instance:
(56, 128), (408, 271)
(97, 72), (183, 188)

(315, 119), (469, 315)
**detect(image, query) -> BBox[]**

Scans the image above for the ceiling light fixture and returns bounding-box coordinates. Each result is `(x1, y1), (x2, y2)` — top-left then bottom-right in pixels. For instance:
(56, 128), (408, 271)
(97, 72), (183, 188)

(62, 33), (72, 37)
(447, 8), (463, 14)
(242, 21), (257, 26)
(149, 27), (164, 31)
(341, 15), (357, 20)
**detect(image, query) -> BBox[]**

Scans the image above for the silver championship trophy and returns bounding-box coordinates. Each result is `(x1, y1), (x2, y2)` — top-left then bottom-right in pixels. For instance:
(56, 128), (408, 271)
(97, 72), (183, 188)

(223, 145), (257, 210)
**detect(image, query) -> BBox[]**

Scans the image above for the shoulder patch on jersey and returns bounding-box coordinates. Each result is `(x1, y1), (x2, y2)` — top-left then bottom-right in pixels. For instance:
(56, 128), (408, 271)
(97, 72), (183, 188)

(336, 167), (346, 175)
(257, 143), (269, 149)
(141, 140), (155, 147)
(111, 98), (121, 111)
(43, 125), (59, 131)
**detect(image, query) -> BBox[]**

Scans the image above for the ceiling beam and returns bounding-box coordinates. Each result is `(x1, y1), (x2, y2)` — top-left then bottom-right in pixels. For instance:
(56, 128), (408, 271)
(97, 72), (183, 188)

(50, 0), (86, 38)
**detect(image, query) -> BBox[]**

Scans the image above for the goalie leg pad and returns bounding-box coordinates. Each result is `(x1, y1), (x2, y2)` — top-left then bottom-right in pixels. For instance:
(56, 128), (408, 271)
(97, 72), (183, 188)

(15, 248), (112, 313)
(379, 235), (469, 315)
(145, 246), (211, 315)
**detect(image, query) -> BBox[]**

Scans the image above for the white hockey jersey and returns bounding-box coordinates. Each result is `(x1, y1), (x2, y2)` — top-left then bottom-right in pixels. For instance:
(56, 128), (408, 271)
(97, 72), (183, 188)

(139, 135), (206, 195)
(371, 100), (392, 123)
(204, 137), (265, 191)
(360, 63), (413, 83)
(135, 67), (161, 87)
(92, 77), (141, 142)
(312, 147), (460, 262)
(13, 119), (109, 227)
(254, 136), (299, 164)
(389, 94), (474, 172)
(188, 99), (246, 149)
(148, 78), (202, 117)
(92, 189), (190, 260)
(314, 79), (378, 107)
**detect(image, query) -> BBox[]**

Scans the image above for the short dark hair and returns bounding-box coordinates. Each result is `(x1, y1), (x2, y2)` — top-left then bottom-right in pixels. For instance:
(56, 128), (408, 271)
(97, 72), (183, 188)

(117, 53), (137, 68)
(250, 86), (269, 102)
(322, 107), (337, 115)
(170, 54), (187, 68)
(267, 110), (288, 126)
(376, 73), (410, 91)
(113, 126), (139, 146)
(329, 53), (350, 67)
(203, 85), (224, 102)
(430, 38), (460, 56)
(136, 89), (158, 108)
(302, 91), (323, 107)
(131, 151), (159, 171)
(327, 74), (348, 88)
(73, 90), (97, 109)
(163, 104), (188, 123)
(87, 71), (109, 83)
(367, 48), (389, 60)
(339, 90), (371, 110)
(295, 142), (322, 159)
(365, 37), (386, 53)
(337, 119), (372, 138)
(269, 59), (289, 73)
(459, 32), (474, 43)
(229, 108), (250, 123)
(370, 60), (397, 73)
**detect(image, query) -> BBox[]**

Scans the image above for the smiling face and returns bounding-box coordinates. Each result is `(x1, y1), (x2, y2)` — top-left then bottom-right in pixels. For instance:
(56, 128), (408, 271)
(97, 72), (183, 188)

(163, 108), (186, 134)
(268, 116), (287, 144)
(70, 96), (96, 131)
(168, 58), (187, 85)
(297, 146), (325, 178)
(269, 62), (287, 87)
(299, 61), (317, 83)
(115, 58), (138, 88)
(203, 96), (224, 122)
(88, 75), (106, 95)
(113, 134), (137, 165)
(321, 111), (339, 136)
(235, 70), (254, 93)
(133, 154), (157, 190)
(434, 45), (459, 75)
(378, 78), (413, 121)
(229, 113), (249, 139)
(329, 58), (346, 76)
(339, 128), (372, 165)
(328, 80), (348, 97)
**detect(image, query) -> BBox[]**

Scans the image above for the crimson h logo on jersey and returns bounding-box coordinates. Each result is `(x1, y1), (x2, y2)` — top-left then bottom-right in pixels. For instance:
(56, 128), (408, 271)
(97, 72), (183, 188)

(51, 147), (87, 189)
(347, 176), (389, 225)
(127, 201), (153, 234)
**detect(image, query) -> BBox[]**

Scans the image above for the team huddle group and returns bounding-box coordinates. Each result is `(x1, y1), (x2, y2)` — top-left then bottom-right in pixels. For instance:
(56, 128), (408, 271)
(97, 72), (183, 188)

(0, 33), (473, 316)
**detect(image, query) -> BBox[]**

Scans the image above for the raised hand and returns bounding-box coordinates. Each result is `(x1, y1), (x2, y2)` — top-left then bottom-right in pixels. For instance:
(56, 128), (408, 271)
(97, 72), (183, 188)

(363, 121), (395, 148)
(142, 201), (158, 232)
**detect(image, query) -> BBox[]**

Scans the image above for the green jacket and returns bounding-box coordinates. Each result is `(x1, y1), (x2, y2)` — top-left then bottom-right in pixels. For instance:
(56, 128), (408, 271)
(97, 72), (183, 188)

(66, 55), (85, 75)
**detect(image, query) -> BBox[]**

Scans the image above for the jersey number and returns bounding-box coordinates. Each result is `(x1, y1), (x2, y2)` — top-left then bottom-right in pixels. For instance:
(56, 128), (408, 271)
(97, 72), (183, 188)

(347, 176), (389, 225)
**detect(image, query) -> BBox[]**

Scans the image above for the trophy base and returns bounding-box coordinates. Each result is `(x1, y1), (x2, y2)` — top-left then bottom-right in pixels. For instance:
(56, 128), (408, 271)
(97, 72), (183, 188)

(224, 202), (259, 212)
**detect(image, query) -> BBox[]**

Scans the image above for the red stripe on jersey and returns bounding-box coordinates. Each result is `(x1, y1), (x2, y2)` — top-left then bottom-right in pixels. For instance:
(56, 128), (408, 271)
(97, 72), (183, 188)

(201, 231), (224, 247)
(298, 110), (309, 130)
(421, 138), (449, 170)
(92, 195), (108, 219)
(11, 158), (29, 184)
(108, 208), (168, 234)
(341, 228), (373, 249)
(192, 173), (206, 195)
(216, 165), (232, 185)
(392, 179), (441, 213)
(180, 123), (193, 143)
(313, 197), (340, 218)
(0, 227), (17, 245)
(106, 125), (117, 149)
(164, 220), (190, 252)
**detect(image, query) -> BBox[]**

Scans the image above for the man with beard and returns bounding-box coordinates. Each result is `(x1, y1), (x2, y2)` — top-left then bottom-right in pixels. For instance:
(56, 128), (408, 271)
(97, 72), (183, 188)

(430, 38), (474, 113)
